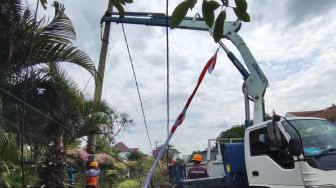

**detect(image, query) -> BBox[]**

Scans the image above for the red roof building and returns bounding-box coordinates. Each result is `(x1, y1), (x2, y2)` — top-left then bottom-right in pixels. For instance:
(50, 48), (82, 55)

(112, 142), (130, 152)
(285, 104), (336, 123)
(112, 142), (148, 159)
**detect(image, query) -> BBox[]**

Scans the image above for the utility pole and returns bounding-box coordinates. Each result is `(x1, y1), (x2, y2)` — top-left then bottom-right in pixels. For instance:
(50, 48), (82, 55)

(86, 0), (113, 154)
(154, 141), (160, 150)
(153, 141), (160, 156)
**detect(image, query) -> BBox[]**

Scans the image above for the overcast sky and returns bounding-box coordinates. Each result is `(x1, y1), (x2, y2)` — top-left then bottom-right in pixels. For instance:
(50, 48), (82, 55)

(28, 0), (336, 156)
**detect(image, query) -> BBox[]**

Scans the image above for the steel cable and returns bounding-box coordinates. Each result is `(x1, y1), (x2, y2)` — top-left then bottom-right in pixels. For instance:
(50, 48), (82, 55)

(120, 22), (169, 182)
(120, 23), (154, 153)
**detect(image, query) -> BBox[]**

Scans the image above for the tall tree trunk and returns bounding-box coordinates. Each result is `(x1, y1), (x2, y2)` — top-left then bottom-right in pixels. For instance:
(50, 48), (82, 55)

(39, 136), (66, 187)
(56, 135), (63, 149)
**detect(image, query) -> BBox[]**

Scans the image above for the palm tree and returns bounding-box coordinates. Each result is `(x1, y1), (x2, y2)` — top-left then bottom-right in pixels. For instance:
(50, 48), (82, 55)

(35, 69), (119, 187)
(0, 0), (23, 148)
(0, 0), (97, 147)
(1, 1), (96, 76)
(0, 0), (99, 186)
(0, 1), (132, 186)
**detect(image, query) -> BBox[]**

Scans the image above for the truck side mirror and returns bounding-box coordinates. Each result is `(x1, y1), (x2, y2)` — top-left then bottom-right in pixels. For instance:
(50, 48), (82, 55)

(272, 115), (281, 122)
(289, 138), (302, 157)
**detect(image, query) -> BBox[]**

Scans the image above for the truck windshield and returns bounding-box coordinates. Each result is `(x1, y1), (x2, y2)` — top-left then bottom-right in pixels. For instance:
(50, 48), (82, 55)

(282, 119), (336, 156)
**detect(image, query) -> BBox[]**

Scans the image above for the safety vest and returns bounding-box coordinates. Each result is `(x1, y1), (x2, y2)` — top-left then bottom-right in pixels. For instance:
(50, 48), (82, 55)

(86, 176), (98, 187)
(86, 169), (100, 187)
(187, 166), (209, 179)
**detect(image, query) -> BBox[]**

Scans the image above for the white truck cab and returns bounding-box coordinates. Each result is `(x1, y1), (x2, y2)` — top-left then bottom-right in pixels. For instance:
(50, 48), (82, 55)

(245, 116), (336, 188)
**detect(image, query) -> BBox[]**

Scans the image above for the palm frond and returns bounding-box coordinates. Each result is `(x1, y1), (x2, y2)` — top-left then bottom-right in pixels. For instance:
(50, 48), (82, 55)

(54, 67), (80, 91)
(31, 43), (96, 77)
(82, 100), (114, 117)
(0, 125), (9, 149)
(85, 115), (111, 127)
(0, 0), (23, 26)
(31, 1), (75, 46)
(0, 95), (2, 112)
(78, 115), (110, 136)
(0, 0), (25, 66)
(0, 159), (10, 174)
(42, 2), (75, 42)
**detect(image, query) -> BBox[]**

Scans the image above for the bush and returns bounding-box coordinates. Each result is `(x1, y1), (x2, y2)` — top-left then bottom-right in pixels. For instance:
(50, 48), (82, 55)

(120, 179), (140, 188)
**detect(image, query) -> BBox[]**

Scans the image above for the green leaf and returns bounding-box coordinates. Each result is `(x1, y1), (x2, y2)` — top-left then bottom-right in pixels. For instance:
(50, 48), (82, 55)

(202, 0), (214, 28)
(187, 0), (198, 10)
(202, 0), (220, 28)
(235, 0), (248, 11)
(40, 0), (48, 10)
(170, 1), (190, 29)
(213, 10), (226, 42)
(233, 7), (250, 22)
(208, 0), (220, 9)
(118, 0), (133, 5)
(114, 2), (125, 16)
(109, 0), (116, 7)
(118, 0), (125, 5)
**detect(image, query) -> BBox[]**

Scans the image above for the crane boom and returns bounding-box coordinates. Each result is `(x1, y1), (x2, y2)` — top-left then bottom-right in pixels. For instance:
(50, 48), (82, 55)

(101, 11), (268, 125)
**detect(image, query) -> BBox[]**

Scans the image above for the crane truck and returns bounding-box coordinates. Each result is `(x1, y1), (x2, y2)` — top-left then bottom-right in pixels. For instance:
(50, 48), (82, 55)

(101, 11), (336, 188)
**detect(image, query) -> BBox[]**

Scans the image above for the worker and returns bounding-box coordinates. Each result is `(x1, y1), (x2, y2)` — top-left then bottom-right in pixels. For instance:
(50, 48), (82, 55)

(86, 161), (101, 188)
(67, 163), (75, 185)
(108, 174), (114, 188)
(187, 154), (209, 179)
(67, 161), (81, 185)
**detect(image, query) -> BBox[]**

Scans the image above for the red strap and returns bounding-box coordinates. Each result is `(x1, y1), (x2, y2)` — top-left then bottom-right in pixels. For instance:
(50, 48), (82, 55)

(170, 51), (218, 133)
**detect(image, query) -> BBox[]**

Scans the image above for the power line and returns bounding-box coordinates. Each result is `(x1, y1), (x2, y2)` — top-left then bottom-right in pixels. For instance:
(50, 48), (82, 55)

(120, 23), (168, 181)
(165, 0), (170, 171)
(120, 23), (154, 153)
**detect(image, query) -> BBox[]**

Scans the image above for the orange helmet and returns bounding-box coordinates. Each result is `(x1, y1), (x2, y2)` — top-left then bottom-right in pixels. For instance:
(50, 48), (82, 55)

(90, 161), (99, 167)
(192, 154), (202, 162)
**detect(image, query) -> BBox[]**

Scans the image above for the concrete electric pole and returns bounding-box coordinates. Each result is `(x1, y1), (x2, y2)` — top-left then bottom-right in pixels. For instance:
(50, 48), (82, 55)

(86, 0), (113, 154)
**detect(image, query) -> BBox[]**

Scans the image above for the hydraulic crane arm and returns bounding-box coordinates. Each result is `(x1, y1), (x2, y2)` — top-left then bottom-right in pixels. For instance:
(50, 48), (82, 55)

(101, 11), (241, 33)
(101, 11), (268, 125)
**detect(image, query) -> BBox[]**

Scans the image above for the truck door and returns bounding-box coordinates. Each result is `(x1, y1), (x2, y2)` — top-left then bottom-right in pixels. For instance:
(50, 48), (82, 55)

(245, 126), (304, 187)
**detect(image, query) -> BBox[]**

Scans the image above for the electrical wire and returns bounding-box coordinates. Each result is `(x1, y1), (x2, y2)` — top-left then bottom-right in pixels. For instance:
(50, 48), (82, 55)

(0, 87), (146, 177)
(165, 0), (170, 174)
(120, 23), (154, 153)
(120, 23), (168, 181)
